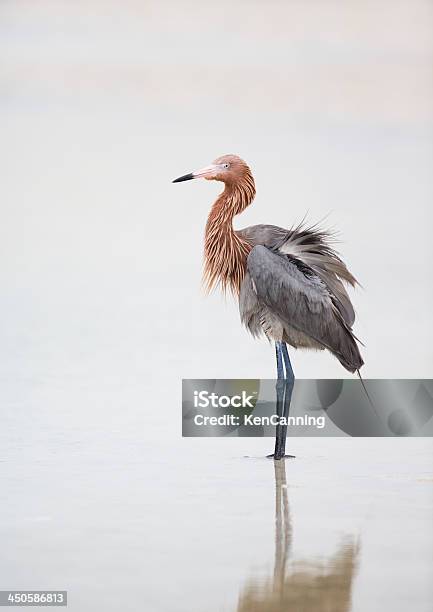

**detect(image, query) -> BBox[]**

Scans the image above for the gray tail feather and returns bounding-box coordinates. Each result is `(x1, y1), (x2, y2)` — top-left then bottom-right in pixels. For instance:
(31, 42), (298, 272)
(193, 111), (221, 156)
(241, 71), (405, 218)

(356, 369), (380, 422)
(337, 332), (364, 374)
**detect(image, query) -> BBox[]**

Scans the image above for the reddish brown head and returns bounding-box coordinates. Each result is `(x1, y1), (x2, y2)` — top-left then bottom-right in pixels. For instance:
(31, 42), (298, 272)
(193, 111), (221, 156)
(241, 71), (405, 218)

(173, 154), (253, 187)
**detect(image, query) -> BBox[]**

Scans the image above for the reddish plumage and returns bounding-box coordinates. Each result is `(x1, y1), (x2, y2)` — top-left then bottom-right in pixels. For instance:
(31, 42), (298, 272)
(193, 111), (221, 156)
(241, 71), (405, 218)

(203, 156), (256, 294)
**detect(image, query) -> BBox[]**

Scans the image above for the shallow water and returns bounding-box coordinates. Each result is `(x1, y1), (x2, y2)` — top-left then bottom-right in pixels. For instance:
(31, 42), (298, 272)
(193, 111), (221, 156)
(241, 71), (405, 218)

(1, 410), (432, 612)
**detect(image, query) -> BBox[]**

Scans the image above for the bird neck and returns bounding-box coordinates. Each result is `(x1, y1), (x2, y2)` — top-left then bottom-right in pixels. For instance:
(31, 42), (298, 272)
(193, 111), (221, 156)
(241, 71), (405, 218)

(204, 177), (256, 295)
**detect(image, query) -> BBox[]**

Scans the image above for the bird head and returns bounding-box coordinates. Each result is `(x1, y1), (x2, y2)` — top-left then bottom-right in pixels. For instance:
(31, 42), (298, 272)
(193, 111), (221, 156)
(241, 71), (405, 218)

(172, 154), (251, 186)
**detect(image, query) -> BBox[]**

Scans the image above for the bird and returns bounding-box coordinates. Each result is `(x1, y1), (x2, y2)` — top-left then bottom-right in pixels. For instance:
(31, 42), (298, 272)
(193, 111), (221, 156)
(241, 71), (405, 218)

(173, 154), (364, 459)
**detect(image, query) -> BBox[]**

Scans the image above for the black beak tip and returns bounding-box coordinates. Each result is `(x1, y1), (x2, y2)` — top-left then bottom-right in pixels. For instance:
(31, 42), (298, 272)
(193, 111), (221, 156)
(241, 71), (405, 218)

(172, 173), (194, 183)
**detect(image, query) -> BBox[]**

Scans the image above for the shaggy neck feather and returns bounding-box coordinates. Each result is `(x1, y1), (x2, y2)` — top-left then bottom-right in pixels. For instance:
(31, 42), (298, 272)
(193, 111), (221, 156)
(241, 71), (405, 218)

(204, 174), (256, 295)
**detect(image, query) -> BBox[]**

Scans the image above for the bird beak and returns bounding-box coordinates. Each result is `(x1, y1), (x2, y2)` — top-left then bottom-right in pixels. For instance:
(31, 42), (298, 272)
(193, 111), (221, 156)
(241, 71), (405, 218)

(172, 164), (219, 183)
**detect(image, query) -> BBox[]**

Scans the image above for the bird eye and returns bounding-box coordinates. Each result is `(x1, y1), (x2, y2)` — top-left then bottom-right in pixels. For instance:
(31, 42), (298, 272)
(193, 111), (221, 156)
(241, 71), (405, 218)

(222, 163), (230, 169)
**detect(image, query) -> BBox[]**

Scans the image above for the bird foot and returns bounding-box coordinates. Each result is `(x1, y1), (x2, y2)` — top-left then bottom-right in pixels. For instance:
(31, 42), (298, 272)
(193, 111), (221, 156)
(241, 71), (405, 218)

(266, 453), (296, 460)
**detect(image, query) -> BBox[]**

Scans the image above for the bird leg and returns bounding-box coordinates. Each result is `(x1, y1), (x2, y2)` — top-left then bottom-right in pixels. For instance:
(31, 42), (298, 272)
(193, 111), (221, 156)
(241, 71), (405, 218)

(280, 342), (296, 457)
(273, 378), (286, 459)
(275, 341), (285, 379)
(270, 342), (296, 460)
(279, 377), (295, 459)
(281, 342), (294, 382)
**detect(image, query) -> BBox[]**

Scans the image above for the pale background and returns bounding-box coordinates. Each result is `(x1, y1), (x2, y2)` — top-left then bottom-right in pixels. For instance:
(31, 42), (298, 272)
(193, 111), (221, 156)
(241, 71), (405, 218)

(1, 2), (432, 612)
(1, 0), (433, 381)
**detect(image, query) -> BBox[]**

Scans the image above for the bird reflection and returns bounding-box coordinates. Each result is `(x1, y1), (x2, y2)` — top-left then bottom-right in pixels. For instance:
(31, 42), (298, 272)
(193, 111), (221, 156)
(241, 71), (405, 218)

(237, 461), (359, 612)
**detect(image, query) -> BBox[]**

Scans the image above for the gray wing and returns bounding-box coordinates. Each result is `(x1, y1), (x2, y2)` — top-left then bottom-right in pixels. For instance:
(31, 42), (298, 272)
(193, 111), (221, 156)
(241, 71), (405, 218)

(240, 245), (363, 372)
(237, 223), (356, 327)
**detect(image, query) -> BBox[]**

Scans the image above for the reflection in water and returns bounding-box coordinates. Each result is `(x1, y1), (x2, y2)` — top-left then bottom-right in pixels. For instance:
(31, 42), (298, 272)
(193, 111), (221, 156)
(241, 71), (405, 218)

(237, 462), (359, 612)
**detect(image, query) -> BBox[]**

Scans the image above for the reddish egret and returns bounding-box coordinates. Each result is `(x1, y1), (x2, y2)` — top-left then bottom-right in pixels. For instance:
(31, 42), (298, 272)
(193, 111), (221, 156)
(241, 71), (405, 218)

(173, 154), (363, 459)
